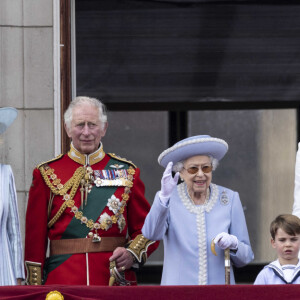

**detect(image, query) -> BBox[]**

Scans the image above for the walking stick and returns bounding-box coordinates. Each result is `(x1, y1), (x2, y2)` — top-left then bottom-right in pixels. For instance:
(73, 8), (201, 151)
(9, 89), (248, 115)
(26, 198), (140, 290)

(224, 248), (230, 285)
(211, 240), (231, 285)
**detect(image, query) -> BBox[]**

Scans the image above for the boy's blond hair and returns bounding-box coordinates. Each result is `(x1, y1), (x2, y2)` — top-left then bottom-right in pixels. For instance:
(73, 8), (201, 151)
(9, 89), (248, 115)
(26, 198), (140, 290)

(270, 214), (300, 240)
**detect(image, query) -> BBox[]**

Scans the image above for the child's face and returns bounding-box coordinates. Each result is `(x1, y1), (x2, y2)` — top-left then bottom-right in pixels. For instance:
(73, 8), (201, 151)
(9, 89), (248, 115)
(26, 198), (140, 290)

(271, 228), (300, 265)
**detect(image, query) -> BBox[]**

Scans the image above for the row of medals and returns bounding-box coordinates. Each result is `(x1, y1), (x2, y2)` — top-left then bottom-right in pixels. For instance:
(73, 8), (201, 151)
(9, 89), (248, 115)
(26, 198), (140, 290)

(81, 166), (130, 243)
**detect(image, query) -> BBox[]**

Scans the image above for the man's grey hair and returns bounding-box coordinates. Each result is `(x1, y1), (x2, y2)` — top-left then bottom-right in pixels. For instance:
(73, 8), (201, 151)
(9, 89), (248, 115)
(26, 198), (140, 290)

(173, 155), (219, 172)
(64, 96), (107, 130)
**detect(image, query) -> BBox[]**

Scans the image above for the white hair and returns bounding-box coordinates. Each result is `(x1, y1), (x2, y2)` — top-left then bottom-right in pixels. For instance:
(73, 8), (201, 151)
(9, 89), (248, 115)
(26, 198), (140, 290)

(173, 155), (219, 172)
(64, 96), (107, 130)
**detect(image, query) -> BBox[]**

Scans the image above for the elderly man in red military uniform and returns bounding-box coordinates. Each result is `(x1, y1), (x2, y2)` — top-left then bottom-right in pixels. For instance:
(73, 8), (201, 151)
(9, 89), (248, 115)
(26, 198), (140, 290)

(25, 96), (158, 286)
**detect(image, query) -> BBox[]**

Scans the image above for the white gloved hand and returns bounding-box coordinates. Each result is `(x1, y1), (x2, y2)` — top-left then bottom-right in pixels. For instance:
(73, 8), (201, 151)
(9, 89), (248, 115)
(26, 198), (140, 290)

(214, 232), (238, 250)
(159, 161), (180, 205)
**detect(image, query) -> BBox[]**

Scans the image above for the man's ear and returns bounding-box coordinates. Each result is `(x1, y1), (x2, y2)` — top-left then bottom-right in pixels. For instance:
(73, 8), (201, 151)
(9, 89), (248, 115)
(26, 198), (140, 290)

(271, 238), (276, 249)
(101, 122), (108, 138)
(64, 123), (72, 138)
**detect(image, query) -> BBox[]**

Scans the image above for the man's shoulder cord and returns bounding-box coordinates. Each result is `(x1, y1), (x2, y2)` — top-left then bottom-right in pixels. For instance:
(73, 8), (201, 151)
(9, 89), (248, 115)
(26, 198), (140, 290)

(48, 191), (55, 219)
(38, 163), (86, 228)
(107, 153), (137, 169)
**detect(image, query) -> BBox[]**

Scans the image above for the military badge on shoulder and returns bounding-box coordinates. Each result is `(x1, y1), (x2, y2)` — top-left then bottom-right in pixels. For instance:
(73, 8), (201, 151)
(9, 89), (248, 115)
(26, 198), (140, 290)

(110, 164), (124, 169)
(108, 153), (137, 168)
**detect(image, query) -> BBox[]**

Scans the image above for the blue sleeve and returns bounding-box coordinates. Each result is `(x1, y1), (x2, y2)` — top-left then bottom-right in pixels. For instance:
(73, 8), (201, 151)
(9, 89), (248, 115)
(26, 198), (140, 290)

(7, 166), (25, 279)
(229, 191), (254, 267)
(142, 192), (169, 240)
(253, 269), (268, 285)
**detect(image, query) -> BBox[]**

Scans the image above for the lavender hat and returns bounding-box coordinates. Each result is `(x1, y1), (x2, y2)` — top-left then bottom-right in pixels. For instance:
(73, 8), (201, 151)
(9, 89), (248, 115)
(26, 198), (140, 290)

(0, 107), (18, 134)
(158, 135), (228, 168)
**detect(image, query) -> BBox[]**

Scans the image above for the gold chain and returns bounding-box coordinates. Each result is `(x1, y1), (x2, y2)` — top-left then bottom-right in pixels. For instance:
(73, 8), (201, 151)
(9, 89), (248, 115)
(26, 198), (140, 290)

(45, 166), (86, 228)
(40, 165), (86, 196)
(73, 167), (135, 231)
(46, 165), (136, 230)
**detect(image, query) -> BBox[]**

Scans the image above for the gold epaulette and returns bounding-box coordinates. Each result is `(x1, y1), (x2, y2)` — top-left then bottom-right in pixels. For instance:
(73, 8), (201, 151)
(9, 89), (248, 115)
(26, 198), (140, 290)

(108, 153), (137, 169)
(36, 154), (64, 169)
(126, 234), (156, 265)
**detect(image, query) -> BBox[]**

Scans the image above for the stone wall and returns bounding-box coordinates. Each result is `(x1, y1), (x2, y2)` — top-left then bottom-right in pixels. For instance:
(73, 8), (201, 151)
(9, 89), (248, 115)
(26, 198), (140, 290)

(0, 0), (55, 244)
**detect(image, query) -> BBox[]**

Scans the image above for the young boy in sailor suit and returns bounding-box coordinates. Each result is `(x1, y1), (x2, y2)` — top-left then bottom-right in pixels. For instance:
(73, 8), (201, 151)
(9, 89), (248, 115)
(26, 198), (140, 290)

(254, 214), (300, 284)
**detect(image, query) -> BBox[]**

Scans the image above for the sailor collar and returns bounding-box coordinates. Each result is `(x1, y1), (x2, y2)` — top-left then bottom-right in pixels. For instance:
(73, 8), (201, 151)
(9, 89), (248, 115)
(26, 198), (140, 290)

(68, 143), (105, 166)
(268, 259), (300, 284)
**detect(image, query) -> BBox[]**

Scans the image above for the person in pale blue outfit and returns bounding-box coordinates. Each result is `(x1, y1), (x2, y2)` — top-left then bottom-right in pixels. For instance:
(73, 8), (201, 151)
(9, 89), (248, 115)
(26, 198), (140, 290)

(142, 135), (254, 285)
(254, 214), (300, 284)
(0, 107), (25, 285)
(292, 142), (300, 259)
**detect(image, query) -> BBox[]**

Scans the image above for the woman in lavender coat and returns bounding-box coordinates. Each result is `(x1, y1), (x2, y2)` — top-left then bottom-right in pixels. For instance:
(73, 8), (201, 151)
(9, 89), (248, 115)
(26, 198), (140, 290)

(142, 135), (254, 285)
(0, 108), (24, 285)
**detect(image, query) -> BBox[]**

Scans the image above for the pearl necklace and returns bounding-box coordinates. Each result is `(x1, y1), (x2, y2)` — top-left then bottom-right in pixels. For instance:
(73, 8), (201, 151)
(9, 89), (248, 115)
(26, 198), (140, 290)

(178, 182), (218, 214)
(187, 188), (210, 206)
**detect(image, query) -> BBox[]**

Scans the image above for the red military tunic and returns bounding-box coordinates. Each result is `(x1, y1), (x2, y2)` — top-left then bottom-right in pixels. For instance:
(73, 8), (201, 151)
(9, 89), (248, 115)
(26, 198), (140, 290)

(25, 143), (158, 285)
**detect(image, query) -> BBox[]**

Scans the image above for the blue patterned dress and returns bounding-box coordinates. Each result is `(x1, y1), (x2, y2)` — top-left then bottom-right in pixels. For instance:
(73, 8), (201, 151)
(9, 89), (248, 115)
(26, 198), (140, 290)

(0, 164), (24, 285)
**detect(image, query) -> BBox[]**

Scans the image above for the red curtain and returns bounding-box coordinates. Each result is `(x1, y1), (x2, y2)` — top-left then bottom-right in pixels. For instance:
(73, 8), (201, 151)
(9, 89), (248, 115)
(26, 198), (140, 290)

(0, 285), (300, 300)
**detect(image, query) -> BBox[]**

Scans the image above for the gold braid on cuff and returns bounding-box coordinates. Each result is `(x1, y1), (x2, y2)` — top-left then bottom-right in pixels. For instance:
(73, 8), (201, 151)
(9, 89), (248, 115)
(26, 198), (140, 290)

(126, 234), (156, 265)
(25, 261), (42, 285)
